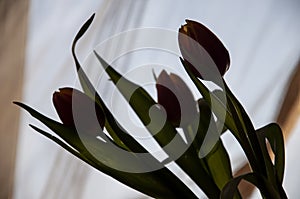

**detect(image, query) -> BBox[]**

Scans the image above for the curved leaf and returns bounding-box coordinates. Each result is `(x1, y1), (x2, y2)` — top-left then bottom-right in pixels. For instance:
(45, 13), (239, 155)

(221, 173), (281, 199)
(71, 14), (150, 153)
(256, 123), (285, 183)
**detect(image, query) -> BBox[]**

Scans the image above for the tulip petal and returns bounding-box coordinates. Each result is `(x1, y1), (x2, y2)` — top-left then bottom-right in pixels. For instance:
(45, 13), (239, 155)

(52, 87), (105, 137)
(156, 70), (198, 127)
(178, 20), (230, 82)
(156, 70), (181, 126)
(169, 73), (198, 124)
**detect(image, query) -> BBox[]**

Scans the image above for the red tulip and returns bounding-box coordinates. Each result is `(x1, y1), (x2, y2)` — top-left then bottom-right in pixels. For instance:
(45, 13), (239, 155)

(53, 88), (105, 136)
(178, 20), (230, 81)
(156, 70), (197, 127)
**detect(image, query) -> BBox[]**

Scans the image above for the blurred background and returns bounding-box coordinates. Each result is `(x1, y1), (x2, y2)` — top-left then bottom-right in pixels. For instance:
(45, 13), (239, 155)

(1, 0), (299, 198)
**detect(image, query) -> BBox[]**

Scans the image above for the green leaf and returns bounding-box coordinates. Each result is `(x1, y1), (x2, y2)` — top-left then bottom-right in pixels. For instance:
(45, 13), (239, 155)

(180, 58), (237, 137)
(205, 140), (233, 190)
(29, 125), (198, 199)
(195, 99), (233, 191)
(94, 51), (185, 150)
(211, 90), (229, 135)
(29, 124), (99, 168)
(223, 81), (266, 176)
(16, 15), (199, 197)
(72, 14), (96, 98)
(256, 123), (285, 184)
(94, 52), (221, 198)
(14, 102), (129, 169)
(180, 59), (259, 172)
(70, 17), (200, 198)
(13, 103), (129, 169)
(221, 173), (281, 199)
(71, 14), (150, 153)
(16, 102), (198, 198)
(14, 102), (87, 151)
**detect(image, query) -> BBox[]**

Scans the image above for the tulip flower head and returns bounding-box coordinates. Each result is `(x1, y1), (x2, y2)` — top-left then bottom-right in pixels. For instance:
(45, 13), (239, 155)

(156, 70), (197, 127)
(178, 20), (230, 83)
(53, 87), (105, 136)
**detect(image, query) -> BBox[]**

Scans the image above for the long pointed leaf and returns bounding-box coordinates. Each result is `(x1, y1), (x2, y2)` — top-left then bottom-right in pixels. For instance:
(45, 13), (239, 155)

(70, 17), (200, 197)
(94, 52), (221, 198)
(14, 102), (86, 150)
(29, 125), (197, 199)
(94, 51), (185, 150)
(71, 14), (151, 153)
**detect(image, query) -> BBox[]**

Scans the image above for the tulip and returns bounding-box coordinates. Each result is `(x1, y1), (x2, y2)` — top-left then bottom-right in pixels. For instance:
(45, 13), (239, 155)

(53, 87), (105, 136)
(178, 20), (230, 81)
(156, 70), (197, 127)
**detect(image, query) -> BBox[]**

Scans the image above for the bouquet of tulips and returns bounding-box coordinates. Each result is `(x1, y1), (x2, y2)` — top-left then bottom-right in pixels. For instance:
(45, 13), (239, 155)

(15, 14), (287, 198)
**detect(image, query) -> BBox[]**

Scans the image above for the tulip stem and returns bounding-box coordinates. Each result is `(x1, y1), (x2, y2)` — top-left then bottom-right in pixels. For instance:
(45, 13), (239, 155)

(223, 80), (267, 176)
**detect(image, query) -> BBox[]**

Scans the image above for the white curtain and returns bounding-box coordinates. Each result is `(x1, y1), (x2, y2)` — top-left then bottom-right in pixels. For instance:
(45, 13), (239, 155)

(15, 0), (300, 198)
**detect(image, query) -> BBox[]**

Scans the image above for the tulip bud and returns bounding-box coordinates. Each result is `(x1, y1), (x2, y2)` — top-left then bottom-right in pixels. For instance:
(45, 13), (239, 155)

(53, 88), (105, 136)
(156, 70), (197, 127)
(178, 20), (230, 82)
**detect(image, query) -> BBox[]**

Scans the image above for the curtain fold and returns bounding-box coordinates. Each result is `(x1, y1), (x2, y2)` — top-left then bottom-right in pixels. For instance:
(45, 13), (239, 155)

(0, 0), (29, 198)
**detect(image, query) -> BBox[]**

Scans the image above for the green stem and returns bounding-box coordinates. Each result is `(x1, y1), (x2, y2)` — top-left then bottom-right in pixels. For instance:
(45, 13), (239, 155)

(223, 81), (267, 176)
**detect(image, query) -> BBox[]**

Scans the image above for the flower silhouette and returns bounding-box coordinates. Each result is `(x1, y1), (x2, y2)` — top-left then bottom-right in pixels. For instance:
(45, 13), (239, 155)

(178, 20), (230, 81)
(156, 70), (197, 127)
(53, 87), (105, 136)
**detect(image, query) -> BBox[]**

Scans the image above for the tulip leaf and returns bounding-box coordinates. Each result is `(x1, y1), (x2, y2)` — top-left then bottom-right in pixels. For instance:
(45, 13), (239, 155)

(28, 125), (197, 199)
(16, 102), (199, 198)
(20, 15), (199, 198)
(211, 90), (229, 135)
(181, 59), (264, 177)
(94, 51), (185, 149)
(204, 140), (234, 190)
(72, 14), (96, 98)
(94, 52), (222, 198)
(14, 103), (130, 171)
(71, 14), (126, 149)
(14, 102), (87, 151)
(14, 102), (140, 170)
(223, 82), (267, 176)
(71, 14), (153, 153)
(195, 100), (233, 192)
(14, 102), (122, 166)
(29, 124), (98, 167)
(256, 123), (285, 184)
(180, 58), (237, 134)
(70, 16), (202, 198)
(221, 173), (281, 199)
